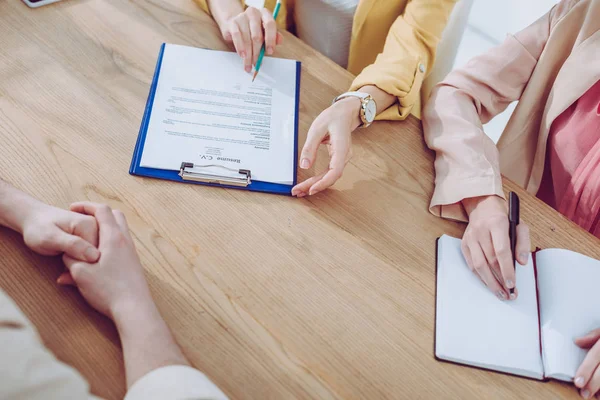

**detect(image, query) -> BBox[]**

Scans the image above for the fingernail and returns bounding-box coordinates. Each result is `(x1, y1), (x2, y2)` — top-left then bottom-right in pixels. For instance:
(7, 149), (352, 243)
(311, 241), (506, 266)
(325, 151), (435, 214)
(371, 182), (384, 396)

(300, 158), (310, 169)
(506, 279), (515, 289)
(239, 51), (246, 59)
(497, 291), (507, 300)
(267, 46), (274, 55)
(245, 65), (252, 73)
(510, 292), (517, 300)
(575, 377), (585, 387)
(581, 389), (590, 399)
(309, 189), (320, 196)
(85, 247), (100, 262)
(519, 253), (528, 261)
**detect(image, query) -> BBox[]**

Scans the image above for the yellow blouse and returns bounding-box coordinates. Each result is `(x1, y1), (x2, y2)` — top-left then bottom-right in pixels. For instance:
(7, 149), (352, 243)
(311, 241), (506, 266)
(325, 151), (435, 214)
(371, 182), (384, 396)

(194, 0), (457, 119)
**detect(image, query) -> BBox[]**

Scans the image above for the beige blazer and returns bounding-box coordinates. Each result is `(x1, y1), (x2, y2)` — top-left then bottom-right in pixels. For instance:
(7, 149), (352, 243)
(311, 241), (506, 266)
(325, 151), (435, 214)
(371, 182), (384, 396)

(423, 0), (600, 221)
(0, 288), (227, 400)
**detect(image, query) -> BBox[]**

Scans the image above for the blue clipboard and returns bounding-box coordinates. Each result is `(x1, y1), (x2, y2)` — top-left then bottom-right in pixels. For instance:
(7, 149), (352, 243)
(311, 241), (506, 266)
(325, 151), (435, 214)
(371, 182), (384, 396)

(130, 43), (301, 195)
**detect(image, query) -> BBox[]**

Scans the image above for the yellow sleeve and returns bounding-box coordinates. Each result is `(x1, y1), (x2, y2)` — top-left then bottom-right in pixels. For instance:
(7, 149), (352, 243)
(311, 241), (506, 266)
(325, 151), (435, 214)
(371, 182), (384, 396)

(193, 0), (246, 16)
(350, 0), (458, 121)
(193, 0), (211, 15)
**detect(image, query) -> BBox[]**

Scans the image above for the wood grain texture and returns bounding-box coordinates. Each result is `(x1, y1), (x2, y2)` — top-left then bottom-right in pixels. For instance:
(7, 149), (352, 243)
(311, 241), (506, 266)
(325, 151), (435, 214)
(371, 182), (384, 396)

(0, 0), (598, 399)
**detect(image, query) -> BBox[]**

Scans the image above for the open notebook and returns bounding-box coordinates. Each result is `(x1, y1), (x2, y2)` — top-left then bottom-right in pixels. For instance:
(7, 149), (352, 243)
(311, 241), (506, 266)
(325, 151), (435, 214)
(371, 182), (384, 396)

(435, 235), (600, 381)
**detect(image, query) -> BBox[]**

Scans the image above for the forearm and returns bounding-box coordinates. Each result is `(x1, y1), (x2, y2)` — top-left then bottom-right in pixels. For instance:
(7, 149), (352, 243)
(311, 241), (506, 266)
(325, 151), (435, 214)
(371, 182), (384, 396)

(113, 298), (190, 388)
(0, 180), (39, 233)
(206, 0), (244, 29)
(424, 86), (505, 210)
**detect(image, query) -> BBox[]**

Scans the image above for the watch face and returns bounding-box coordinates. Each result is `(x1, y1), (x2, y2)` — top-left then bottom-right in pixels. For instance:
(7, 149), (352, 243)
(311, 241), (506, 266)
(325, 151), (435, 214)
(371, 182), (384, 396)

(365, 100), (376, 122)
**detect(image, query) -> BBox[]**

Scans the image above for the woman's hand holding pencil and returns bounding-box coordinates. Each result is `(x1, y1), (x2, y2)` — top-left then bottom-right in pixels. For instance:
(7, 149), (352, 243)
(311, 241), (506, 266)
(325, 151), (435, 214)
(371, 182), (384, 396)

(219, 5), (283, 75)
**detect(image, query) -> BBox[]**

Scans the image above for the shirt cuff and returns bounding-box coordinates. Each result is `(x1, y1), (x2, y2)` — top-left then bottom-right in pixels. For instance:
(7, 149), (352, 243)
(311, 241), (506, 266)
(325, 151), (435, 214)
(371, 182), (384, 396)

(429, 175), (506, 222)
(124, 365), (228, 400)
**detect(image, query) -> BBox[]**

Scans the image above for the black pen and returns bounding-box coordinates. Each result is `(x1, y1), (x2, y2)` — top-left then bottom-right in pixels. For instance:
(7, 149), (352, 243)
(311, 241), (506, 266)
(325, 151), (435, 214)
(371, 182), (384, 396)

(508, 192), (520, 295)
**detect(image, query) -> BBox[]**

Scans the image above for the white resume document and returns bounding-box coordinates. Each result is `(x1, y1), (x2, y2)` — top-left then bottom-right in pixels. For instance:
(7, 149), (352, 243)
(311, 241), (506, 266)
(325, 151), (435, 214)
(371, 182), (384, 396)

(140, 44), (299, 184)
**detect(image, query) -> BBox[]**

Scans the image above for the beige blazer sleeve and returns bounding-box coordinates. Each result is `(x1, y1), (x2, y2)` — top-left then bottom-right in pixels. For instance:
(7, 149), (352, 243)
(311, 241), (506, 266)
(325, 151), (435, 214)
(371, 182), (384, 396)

(0, 288), (229, 400)
(125, 365), (229, 400)
(0, 289), (101, 400)
(422, 3), (560, 221)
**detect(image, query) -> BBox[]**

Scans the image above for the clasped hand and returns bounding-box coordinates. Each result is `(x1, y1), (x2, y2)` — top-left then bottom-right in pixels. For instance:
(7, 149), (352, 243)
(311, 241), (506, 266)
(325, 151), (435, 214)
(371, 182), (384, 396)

(19, 200), (151, 322)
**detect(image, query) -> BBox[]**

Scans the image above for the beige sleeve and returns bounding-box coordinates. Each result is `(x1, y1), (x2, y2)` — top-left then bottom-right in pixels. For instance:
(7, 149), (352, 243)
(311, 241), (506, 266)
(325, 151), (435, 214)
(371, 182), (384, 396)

(421, 1), (568, 222)
(0, 289), (102, 400)
(0, 288), (228, 400)
(124, 365), (228, 400)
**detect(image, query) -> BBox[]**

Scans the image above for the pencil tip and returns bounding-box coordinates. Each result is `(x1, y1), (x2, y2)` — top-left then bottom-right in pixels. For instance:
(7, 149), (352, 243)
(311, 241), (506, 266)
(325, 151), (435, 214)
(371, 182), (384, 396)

(252, 71), (258, 82)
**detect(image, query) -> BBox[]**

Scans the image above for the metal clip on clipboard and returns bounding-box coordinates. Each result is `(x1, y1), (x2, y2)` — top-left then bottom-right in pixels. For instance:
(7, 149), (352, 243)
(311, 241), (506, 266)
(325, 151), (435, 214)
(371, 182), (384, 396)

(179, 162), (252, 187)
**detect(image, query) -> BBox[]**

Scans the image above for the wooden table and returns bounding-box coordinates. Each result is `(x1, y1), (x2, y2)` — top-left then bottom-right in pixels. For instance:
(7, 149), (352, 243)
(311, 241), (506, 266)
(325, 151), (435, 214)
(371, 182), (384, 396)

(1, 1), (598, 399)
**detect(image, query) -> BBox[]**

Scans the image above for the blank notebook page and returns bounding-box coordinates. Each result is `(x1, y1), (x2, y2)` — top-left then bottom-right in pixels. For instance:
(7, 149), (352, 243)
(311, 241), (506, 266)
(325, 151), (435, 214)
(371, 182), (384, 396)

(537, 249), (600, 382)
(435, 235), (544, 379)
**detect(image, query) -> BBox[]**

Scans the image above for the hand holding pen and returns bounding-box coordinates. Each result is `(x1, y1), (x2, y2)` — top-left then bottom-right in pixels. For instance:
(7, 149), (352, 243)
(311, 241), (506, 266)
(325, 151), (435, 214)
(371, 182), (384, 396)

(460, 193), (531, 301)
(218, 3), (283, 75)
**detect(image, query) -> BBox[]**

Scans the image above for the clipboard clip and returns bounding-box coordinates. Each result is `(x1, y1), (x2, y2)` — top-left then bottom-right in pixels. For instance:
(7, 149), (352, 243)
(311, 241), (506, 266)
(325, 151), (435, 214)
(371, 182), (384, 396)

(179, 162), (252, 187)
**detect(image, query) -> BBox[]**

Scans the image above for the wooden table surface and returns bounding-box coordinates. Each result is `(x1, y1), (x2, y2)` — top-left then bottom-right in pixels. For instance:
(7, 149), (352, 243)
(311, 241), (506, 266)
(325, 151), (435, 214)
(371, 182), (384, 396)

(1, 0), (599, 399)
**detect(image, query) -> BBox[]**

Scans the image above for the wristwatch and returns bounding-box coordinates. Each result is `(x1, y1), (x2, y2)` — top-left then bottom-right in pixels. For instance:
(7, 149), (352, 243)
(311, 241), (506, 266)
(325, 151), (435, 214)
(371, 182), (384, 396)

(332, 92), (377, 128)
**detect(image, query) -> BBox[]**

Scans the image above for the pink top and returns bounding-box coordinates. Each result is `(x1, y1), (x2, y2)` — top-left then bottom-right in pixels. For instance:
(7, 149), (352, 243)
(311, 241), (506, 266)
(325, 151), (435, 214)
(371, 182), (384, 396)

(538, 80), (600, 237)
